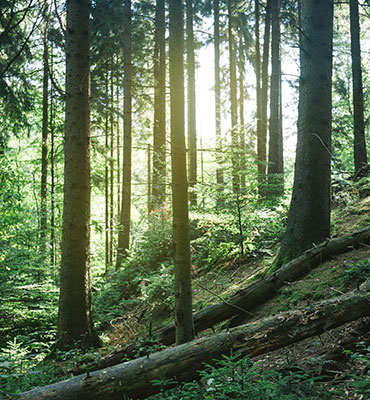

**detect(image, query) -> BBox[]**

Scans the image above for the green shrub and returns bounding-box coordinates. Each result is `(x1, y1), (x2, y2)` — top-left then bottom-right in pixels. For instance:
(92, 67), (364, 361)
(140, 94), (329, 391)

(147, 353), (339, 399)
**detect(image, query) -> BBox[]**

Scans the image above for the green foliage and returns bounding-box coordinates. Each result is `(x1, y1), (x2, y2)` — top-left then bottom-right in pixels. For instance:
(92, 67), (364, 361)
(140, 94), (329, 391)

(342, 259), (370, 287)
(0, 337), (59, 398)
(94, 218), (175, 329)
(344, 343), (370, 398)
(147, 353), (339, 399)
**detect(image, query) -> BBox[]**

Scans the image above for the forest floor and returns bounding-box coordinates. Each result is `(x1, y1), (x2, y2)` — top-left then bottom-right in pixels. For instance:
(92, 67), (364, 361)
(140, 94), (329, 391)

(0, 195), (369, 398)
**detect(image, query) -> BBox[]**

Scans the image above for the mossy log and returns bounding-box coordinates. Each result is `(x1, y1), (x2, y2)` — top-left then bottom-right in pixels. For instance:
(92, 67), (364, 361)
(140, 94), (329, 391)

(20, 286), (370, 400)
(80, 225), (370, 373)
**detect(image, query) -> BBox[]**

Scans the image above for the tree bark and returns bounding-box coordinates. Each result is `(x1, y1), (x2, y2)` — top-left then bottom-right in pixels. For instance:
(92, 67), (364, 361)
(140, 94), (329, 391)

(267, 0), (283, 195)
(73, 225), (370, 373)
(20, 286), (370, 400)
(214, 0), (224, 203)
(260, 0), (271, 178)
(238, 31), (246, 190)
(57, 0), (99, 348)
(273, 0), (334, 269)
(169, 0), (194, 344)
(116, 0), (132, 268)
(350, 0), (368, 176)
(186, 0), (197, 206)
(40, 23), (48, 254)
(228, 0), (239, 193)
(151, 0), (166, 212)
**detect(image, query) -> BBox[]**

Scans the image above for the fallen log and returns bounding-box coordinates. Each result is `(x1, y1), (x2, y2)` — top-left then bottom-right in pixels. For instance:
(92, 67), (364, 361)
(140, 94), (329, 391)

(19, 285), (370, 400)
(77, 225), (370, 373)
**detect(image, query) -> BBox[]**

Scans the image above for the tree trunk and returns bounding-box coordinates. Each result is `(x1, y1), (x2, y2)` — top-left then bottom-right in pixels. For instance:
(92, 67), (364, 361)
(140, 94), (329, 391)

(238, 31), (246, 190)
(228, 0), (239, 193)
(73, 225), (370, 373)
(273, 0), (334, 269)
(169, 0), (194, 344)
(49, 62), (56, 268)
(109, 64), (114, 266)
(116, 0), (132, 268)
(57, 0), (99, 348)
(104, 69), (109, 271)
(267, 0), (283, 195)
(350, 0), (368, 176)
(186, 0), (197, 206)
(40, 25), (48, 254)
(255, 0), (262, 178)
(151, 0), (166, 212)
(260, 0), (271, 178)
(214, 0), (224, 203)
(20, 286), (370, 400)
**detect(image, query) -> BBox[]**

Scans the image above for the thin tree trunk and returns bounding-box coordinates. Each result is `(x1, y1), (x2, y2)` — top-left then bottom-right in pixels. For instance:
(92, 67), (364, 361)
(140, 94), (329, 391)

(50, 59), (55, 269)
(214, 0), (224, 203)
(152, 0), (166, 212)
(40, 25), (48, 254)
(350, 0), (368, 176)
(116, 0), (132, 268)
(109, 64), (114, 265)
(259, 0), (271, 195)
(228, 0), (239, 193)
(238, 31), (246, 190)
(57, 0), (99, 348)
(255, 0), (262, 182)
(20, 286), (370, 400)
(169, 0), (194, 344)
(147, 143), (152, 214)
(267, 0), (283, 195)
(186, 0), (197, 206)
(104, 69), (109, 271)
(116, 69), (121, 221)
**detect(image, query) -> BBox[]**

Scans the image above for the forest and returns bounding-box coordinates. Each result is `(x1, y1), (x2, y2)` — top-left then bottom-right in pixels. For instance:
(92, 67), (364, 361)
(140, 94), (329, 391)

(0, 0), (370, 398)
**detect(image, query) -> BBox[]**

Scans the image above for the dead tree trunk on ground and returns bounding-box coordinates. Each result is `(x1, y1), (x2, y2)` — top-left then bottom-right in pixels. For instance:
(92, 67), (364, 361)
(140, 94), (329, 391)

(20, 286), (370, 400)
(73, 225), (370, 374)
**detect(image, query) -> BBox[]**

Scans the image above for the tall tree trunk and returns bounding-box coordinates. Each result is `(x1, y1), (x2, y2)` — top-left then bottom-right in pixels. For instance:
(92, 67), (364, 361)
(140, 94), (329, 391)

(186, 0), (197, 206)
(50, 59), (55, 268)
(267, 0), (283, 195)
(109, 64), (114, 265)
(152, 0), (166, 213)
(116, 69), (121, 222)
(258, 0), (271, 196)
(273, 0), (334, 269)
(214, 0), (224, 202)
(169, 0), (194, 345)
(104, 69), (109, 271)
(228, 0), (239, 193)
(238, 31), (246, 190)
(57, 0), (99, 348)
(350, 0), (368, 176)
(116, 0), (132, 269)
(40, 25), (48, 254)
(255, 0), (262, 182)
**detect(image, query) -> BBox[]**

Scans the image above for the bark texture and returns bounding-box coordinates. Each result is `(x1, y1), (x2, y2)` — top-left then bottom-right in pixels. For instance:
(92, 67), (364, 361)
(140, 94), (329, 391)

(169, 0), (194, 344)
(116, 0), (132, 268)
(186, 0), (197, 206)
(273, 0), (334, 269)
(214, 0), (224, 200)
(228, 0), (239, 193)
(350, 0), (368, 175)
(57, 0), (98, 347)
(267, 0), (283, 194)
(151, 0), (166, 211)
(20, 286), (370, 400)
